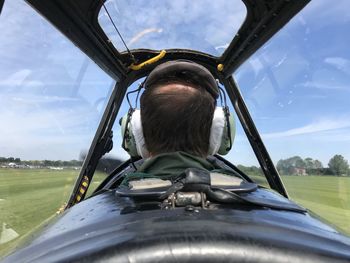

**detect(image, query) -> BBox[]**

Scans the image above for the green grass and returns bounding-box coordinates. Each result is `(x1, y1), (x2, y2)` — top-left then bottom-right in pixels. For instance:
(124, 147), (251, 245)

(1, 169), (349, 257)
(0, 168), (106, 257)
(0, 169), (76, 234)
(250, 174), (350, 234)
(282, 175), (350, 235)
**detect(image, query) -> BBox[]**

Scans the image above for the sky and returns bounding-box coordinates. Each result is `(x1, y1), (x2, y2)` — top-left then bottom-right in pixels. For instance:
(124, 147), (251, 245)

(233, 0), (350, 166)
(0, 0), (349, 167)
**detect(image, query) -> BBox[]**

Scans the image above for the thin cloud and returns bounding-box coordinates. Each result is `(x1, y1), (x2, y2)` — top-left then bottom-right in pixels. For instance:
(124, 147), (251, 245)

(128, 28), (163, 47)
(248, 57), (264, 76)
(100, 0), (246, 54)
(0, 93), (103, 160)
(0, 69), (31, 86)
(301, 0), (350, 25)
(263, 118), (350, 139)
(297, 81), (348, 91)
(324, 57), (350, 74)
(11, 95), (80, 104)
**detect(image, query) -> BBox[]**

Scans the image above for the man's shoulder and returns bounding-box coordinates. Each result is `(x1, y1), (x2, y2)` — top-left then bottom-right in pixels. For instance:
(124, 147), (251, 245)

(120, 153), (243, 186)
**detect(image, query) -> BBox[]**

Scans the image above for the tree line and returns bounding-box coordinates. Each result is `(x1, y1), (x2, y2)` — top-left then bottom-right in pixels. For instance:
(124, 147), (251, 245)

(233, 155), (349, 177)
(1, 155), (349, 176)
(276, 154), (349, 176)
(0, 156), (122, 173)
(0, 157), (82, 167)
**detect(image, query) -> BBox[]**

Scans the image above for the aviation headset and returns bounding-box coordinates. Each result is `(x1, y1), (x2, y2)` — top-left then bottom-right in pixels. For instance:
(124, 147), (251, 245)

(120, 60), (235, 158)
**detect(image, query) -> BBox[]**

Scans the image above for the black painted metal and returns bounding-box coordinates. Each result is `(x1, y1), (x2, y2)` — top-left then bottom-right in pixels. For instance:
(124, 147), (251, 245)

(6, 1), (350, 262)
(3, 190), (350, 262)
(223, 76), (288, 198)
(67, 49), (289, 205)
(26, 0), (127, 80)
(67, 78), (128, 207)
(24, 0), (309, 202)
(0, 0), (4, 15)
(25, 0), (311, 80)
(67, 52), (222, 207)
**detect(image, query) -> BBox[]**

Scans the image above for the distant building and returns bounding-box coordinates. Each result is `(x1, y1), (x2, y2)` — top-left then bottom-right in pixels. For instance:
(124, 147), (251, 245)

(291, 167), (307, 176)
(6, 163), (29, 169)
(49, 167), (64, 170)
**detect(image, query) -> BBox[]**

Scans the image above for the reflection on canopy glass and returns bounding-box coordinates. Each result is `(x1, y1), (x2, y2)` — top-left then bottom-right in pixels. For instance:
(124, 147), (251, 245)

(235, 0), (350, 234)
(98, 0), (246, 56)
(0, 0), (115, 255)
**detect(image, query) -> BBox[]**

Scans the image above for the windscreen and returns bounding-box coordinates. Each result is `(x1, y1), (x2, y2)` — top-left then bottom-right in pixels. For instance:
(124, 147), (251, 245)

(98, 0), (246, 56)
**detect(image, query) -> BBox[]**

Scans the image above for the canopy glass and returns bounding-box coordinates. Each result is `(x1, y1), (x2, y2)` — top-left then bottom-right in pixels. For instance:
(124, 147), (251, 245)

(98, 0), (246, 56)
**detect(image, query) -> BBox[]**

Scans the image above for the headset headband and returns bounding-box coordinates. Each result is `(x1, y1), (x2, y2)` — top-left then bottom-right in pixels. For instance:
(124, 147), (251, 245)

(144, 60), (219, 99)
(121, 60), (235, 158)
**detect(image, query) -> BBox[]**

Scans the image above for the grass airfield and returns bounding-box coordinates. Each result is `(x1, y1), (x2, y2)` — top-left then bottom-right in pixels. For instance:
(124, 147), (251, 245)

(0, 168), (104, 256)
(282, 175), (350, 234)
(1, 168), (349, 257)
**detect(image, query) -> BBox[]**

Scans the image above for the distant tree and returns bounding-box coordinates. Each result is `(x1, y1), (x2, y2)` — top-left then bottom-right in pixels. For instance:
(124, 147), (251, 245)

(314, 160), (323, 169)
(321, 167), (333, 175)
(304, 157), (314, 170)
(291, 156), (306, 169)
(328, 155), (349, 176)
(303, 158), (323, 174)
(43, 160), (54, 167)
(70, 160), (83, 167)
(8, 157), (14, 162)
(33, 160), (41, 166)
(276, 159), (289, 175)
(276, 156), (305, 175)
(14, 158), (21, 163)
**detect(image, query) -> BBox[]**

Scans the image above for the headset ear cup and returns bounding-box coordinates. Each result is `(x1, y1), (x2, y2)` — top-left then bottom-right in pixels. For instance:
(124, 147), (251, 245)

(120, 111), (139, 157)
(209, 107), (225, 155)
(209, 107), (235, 156)
(130, 110), (150, 158)
(120, 110), (150, 158)
(217, 109), (235, 155)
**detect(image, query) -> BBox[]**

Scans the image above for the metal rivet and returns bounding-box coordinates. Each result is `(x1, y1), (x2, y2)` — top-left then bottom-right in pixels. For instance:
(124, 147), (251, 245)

(185, 205), (195, 212)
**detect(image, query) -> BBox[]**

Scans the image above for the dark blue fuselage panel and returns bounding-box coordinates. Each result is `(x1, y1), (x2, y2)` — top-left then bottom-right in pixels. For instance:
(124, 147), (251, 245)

(3, 190), (350, 262)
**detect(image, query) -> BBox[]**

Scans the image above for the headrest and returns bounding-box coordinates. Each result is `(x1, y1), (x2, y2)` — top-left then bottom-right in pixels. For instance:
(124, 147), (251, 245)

(144, 60), (219, 99)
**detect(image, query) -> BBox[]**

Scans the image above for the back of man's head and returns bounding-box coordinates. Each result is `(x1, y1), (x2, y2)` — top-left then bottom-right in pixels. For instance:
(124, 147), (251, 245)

(140, 61), (218, 157)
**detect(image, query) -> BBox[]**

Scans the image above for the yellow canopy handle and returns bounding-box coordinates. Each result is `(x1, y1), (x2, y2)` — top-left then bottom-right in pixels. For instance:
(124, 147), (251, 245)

(129, 50), (166, 70)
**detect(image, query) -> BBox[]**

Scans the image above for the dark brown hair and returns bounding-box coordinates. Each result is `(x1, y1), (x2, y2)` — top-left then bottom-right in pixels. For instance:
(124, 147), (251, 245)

(140, 80), (216, 157)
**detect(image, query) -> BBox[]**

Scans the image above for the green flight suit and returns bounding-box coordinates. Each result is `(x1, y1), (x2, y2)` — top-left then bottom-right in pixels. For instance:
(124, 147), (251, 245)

(121, 151), (239, 186)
